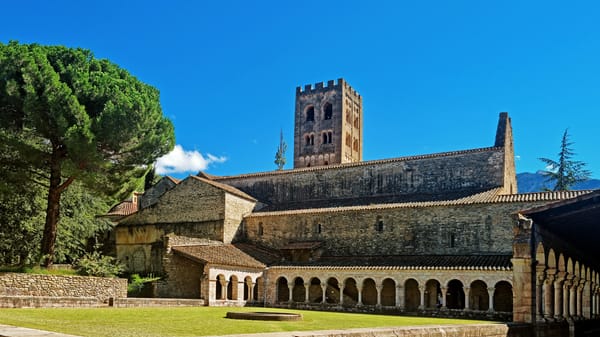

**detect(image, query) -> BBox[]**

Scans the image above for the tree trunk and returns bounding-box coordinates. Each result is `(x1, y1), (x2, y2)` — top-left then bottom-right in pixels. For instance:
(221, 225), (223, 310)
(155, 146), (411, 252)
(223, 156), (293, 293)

(40, 148), (63, 267)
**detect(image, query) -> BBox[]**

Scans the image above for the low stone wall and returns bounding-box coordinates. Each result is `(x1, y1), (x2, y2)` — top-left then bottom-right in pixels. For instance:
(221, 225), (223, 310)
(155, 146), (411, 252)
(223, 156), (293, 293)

(0, 296), (103, 308)
(0, 272), (127, 303)
(113, 298), (205, 307)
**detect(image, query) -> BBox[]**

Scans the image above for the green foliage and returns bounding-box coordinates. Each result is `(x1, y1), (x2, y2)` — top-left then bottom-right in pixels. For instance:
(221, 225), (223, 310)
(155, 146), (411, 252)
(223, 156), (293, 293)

(127, 274), (161, 297)
(539, 129), (591, 191)
(274, 129), (287, 170)
(73, 252), (124, 277)
(0, 265), (77, 276)
(0, 41), (175, 265)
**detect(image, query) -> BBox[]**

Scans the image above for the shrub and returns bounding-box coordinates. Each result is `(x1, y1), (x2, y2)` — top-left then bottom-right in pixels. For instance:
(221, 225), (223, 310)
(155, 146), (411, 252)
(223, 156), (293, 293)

(74, 252), (124, 277)
(128, 274), (160, 297)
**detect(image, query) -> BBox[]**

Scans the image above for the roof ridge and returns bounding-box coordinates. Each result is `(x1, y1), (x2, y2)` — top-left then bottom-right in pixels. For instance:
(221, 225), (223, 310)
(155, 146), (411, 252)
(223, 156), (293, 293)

(191, 176), (257, 202)
(210, 147), (501, 180)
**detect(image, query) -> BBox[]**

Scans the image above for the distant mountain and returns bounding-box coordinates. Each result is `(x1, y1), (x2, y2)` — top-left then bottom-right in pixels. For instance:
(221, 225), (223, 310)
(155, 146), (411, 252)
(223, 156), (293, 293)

(517, 171), (600, 193)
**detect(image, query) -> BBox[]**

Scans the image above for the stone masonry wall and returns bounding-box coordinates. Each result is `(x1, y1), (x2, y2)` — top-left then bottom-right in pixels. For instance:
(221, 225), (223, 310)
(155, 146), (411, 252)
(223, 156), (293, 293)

(223, 193), (256, 243)
(245, 201), (550, 256)
(217, 148), (506, 209)
(0, 273), (126, 302)
(156, 253), (203, 298)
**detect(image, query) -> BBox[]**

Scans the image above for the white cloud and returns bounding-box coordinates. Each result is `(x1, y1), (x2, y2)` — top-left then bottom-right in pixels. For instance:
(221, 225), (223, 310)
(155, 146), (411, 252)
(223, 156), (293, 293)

(515, 155), (521, 160)
(155, 145), (226, 175)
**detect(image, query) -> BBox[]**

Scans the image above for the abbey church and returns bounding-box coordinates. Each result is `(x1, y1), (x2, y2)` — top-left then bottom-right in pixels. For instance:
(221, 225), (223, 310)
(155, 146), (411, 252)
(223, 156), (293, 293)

(109, 79), (599, 329)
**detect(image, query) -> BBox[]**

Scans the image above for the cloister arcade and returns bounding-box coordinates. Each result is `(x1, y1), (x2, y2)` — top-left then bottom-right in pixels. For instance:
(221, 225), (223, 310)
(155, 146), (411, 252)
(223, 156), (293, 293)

(533, 243), (600, 321)
(263, 268), (514, 318)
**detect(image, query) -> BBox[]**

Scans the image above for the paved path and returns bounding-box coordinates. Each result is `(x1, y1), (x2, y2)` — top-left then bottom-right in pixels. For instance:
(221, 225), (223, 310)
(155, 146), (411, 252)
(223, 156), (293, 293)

(0, 324), (79, 337)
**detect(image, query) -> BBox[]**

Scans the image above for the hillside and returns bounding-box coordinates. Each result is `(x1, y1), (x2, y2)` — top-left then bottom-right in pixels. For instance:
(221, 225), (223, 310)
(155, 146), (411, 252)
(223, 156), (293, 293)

(517, 171), (600, 193)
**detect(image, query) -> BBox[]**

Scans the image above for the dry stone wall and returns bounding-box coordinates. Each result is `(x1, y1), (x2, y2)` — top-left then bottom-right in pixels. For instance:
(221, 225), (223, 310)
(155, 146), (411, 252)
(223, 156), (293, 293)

(0, 273), (126, 303)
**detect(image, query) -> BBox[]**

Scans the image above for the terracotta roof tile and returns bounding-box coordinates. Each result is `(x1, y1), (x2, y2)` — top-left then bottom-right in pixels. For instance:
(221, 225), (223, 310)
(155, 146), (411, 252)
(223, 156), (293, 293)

(271, 254), (512, 271)
(172, 244), (265, 269)
(245, 189), (590, 218)
(245, 188), (504, 217)
(208, 147), (501, 180)
(105, 200), (137, 216)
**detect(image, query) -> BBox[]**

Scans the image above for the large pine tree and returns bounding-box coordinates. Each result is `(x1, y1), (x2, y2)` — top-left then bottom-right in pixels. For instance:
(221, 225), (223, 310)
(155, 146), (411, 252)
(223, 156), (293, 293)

(0, 41), (175, 266)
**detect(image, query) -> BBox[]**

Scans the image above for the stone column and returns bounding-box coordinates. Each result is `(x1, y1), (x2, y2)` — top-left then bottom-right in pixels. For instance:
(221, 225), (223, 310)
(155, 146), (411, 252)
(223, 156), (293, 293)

(464, 287), (470, 310)
(376, 285), (382, 307)
(339, 285), (345, 305)
(304, 283), (310, 303)
(288, 284), (293, 303)
(554, 275), (564, 320)
(570, 279), (577, 319)
(357, 286), (363, 306)
(487, 287), (495, 312)
(396, 285), (404, 310)
(576, 282), (584, 318)
(563, 280), (571, 319)
(248, 282), (254, 302)
(222, 280), (228, 300)
(544, 275), (555, 320)
(536, 274), (545, 320)
(321, 283), (327, 304)
(441, 286), (448, 309)
(237, 280), (244, 302)
(418, 286), (425, 310)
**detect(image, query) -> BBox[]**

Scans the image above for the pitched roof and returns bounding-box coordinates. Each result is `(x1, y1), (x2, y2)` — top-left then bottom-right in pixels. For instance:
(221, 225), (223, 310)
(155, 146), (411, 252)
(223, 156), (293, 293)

(172, 244), (265, 269)
(105, 199), (138, 217)
(190, 176), (256, 202)
(271, 254), (512, 271)
(206, 147), (501, 180)
(245, 189), (593, 217)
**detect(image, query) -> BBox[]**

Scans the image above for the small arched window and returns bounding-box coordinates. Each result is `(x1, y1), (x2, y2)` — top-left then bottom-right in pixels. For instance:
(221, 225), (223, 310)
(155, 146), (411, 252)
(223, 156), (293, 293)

(346, 133), (351, 147)
(353, 139), (359, 151)
(315, 223), (322, 234)
(306, 106), (315, 122)
(310, 134), (314, 145)
(305, 135), (311, 146)
(258, 222), (264, 236)
(324, 102), (332, 120)
(354, 117), (359, 128)
(322, 133), (328, 144)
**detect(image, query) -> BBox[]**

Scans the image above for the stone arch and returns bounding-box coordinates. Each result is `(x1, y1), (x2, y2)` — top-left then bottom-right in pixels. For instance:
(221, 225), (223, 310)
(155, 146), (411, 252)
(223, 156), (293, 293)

(323, 102), (332, 120)
(425, 279), (441, 309)
(343, 278), (359, 305)
(547, 249), (557, 269)
(216, 274), (226, 300)
(292, 277), (305, 302)
(362, 278), (377, 305)
(305, 105), (315, 122)
(446, 279), (465, 309)
(536, 243), (546, 267)
(470, 280), (489, 311)
(253, 276), (264, 302)
(567, 257), (573, 276)
(558, 253), (566, 272)
(309, 277), (322, 303)
(494, 280), (513, 312)
(227, 275), (238, 300)
(381, 278), (396, 306)
(405, 278), (420, 311)
(276, 276), (289, 303)
(326, 277), (340, 304)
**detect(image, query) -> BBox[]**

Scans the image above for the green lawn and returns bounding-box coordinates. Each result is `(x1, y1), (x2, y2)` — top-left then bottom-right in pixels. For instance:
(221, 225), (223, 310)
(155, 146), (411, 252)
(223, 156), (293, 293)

(0, 306), (492, 337)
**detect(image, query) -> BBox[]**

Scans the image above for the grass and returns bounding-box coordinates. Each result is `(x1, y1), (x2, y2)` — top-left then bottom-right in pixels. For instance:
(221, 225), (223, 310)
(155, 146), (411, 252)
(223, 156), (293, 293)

(0, 265), (77, 276)
(0, 306), (493, 337)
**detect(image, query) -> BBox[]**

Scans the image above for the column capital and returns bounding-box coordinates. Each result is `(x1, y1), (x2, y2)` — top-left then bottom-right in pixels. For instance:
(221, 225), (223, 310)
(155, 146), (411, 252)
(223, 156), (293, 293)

(303, 282), (310, 287)
(320, 283), (327, 288)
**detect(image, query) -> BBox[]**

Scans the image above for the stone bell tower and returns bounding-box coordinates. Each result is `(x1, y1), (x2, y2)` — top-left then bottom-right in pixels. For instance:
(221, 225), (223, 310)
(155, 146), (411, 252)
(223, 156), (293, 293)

(293, 78), (363, 168)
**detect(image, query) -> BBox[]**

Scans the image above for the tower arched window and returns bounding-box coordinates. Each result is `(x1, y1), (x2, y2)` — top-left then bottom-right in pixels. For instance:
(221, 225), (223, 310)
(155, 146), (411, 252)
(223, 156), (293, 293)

(305, 135), (311, 146)
(322, 133), (328, 144)
(310, 134), (314, 145)
(324, 102), (332, 120)
(306, 106), (315, 122)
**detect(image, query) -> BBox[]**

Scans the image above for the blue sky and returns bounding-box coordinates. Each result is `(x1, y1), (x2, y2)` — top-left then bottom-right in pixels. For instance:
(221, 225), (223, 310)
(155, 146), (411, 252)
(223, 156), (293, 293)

(2, 1), (599, 179)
